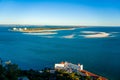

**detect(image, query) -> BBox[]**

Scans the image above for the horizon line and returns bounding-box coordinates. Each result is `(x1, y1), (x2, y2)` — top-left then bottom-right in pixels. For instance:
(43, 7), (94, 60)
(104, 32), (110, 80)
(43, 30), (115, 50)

(0, 24), (120, 27)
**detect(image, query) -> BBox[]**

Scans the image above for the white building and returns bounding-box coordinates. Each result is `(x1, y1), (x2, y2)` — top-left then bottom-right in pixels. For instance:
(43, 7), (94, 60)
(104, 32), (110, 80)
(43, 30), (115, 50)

(13, 28), (17, 30)
(55, 61), (83, 71)
(55, 64), (65, 69)
(24, 28), (27, 30)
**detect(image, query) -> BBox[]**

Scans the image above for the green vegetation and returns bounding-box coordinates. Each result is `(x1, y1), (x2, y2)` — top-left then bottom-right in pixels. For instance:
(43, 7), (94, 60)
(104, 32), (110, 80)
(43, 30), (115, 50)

(0, 62), (20, 80)
(0, 59), (101, 80)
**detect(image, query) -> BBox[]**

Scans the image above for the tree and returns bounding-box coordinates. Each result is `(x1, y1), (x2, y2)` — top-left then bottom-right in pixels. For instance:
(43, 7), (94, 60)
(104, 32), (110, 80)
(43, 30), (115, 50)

(5, 64), (20, 80)
(0, 65), (7, 80)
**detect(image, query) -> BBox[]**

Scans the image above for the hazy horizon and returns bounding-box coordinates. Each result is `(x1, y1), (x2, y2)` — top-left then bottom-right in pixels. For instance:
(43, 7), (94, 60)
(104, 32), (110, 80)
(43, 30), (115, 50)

(0, 24), (120, 27)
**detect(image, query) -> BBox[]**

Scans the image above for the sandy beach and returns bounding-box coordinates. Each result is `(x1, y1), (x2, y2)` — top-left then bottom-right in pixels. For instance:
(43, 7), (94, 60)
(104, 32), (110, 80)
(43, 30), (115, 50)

(12, 27), (75, 33)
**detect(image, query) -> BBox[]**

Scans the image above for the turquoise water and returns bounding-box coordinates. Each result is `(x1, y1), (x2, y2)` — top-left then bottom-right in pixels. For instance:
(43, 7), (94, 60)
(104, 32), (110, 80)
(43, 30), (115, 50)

(0, 26), (120, 80)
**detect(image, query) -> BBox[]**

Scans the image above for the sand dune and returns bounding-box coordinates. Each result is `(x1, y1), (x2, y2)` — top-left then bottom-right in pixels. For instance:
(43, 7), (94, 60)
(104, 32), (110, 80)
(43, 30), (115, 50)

(80, 31), (110, 38)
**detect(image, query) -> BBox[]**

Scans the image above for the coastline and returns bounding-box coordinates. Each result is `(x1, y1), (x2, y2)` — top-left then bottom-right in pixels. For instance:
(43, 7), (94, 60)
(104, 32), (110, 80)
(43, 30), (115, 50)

(0, 59), (108, 80)
(11, 27), (75, 33)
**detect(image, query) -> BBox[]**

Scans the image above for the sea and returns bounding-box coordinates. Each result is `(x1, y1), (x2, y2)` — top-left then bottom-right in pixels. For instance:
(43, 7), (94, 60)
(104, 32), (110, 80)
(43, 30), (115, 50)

(0, 25), (120, 80)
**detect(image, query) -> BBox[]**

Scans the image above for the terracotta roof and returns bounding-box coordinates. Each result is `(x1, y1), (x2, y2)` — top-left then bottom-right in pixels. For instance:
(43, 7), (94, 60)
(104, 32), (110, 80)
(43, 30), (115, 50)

(80, 70), (108, 80)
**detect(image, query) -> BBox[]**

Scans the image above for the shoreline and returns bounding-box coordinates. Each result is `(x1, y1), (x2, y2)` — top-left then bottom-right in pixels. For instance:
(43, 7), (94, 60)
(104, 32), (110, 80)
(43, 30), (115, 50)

(11, 27), (75, 33)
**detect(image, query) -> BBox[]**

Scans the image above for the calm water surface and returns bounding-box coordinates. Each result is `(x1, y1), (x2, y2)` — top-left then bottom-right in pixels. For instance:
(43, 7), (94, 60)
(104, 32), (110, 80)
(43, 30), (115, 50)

(0, 26), (120, 80)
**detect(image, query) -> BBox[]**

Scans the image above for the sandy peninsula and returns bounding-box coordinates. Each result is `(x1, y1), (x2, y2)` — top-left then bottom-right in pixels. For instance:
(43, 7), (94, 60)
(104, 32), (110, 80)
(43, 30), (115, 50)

(12, 27), (75, 33)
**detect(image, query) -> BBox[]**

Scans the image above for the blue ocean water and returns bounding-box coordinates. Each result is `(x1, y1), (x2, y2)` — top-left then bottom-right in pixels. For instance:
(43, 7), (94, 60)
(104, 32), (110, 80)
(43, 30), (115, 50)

(0, 25), (120, 80)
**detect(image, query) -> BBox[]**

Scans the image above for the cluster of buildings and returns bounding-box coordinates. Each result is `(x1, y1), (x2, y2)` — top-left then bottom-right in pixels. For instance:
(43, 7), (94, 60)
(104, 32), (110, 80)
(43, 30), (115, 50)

(55, 61), (107, 80)
(55, 61), (83, 72)
(12, 27), (27, 31)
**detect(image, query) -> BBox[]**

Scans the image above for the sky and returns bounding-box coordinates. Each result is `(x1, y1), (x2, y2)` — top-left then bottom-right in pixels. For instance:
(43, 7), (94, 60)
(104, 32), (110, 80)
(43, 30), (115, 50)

(0, 0), (120, 26)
